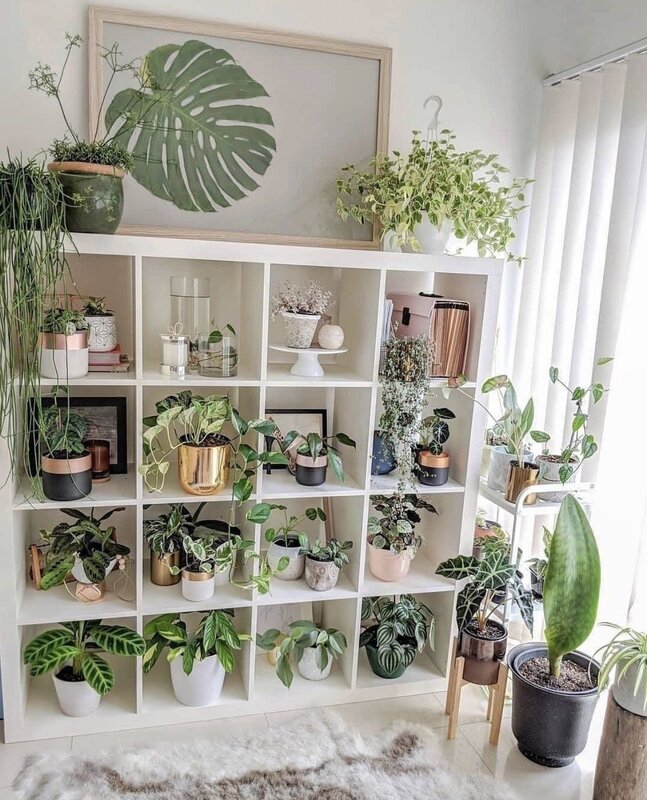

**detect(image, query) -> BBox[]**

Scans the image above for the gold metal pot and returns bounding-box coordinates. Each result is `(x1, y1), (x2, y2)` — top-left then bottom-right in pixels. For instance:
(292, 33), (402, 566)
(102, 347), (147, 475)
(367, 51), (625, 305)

(149, 550), (181, 586)
(505, 462), (540, 505)
(178, 439), (230, 496)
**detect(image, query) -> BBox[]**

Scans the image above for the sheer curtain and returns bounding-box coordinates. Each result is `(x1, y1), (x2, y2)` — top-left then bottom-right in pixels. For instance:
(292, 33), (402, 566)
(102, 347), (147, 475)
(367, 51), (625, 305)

(513, 55), (647, 627)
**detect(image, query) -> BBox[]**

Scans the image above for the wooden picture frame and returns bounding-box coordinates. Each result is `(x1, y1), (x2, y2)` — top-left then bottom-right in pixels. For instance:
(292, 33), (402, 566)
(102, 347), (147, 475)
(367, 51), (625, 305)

(88, 6), (391, 248)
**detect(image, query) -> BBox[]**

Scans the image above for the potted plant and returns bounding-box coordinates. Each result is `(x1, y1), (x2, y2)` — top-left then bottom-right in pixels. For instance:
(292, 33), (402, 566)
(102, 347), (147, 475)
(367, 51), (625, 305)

(248, 503), (323, 581)
(257, 621), (347, 686)
(508, 495), (601, 767)
(367, 494), (437, 582)
(197, 322), (238, 378)
(81, 296), (117, 353)
(281, 430), (356, 487)
(359, 595), (434, 679)
(144, 611), (250, 707)
(38, 507), (129, 594)
(270, 280), (333, 348)
(143, 506), (190, 586)
(39, 307), (89, 380)
(380, 336), (432, 490)
(533, 359), (611, 501)
(472, 515), (508, 560)
(436, 547), (533, 686)
(526, 526), (552, 600)
(416, 407), (455, 486)
(39, 405), (92, 501)
(371, 429), (396, 475)
(299, 538), (353, 591)
(23, 620), (144, 717)
(171, 531), (221, 602)
(596, 624), (647, 717)
(337, 129), (530, 257)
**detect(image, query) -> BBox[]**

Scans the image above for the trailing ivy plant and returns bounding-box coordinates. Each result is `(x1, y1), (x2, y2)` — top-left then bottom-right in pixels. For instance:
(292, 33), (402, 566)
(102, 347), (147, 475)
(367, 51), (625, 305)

(337, 130), (530, 260)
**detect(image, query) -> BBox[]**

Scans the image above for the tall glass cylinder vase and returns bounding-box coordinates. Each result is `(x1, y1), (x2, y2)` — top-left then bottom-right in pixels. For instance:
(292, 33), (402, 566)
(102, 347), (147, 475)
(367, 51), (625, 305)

(170, 277), (211, 359)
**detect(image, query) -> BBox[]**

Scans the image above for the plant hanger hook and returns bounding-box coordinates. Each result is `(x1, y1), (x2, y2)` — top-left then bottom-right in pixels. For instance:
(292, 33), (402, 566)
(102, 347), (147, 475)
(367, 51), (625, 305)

(423, 94), (443, 141)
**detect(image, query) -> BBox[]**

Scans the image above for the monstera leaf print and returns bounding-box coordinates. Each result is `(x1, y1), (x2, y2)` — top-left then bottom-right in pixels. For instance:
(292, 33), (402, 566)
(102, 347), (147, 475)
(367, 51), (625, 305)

(105, 39), (276, 212)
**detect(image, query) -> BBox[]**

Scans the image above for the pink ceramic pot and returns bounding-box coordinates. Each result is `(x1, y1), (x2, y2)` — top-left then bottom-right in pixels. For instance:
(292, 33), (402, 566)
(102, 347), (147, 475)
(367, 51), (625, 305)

(367, 540), (412, 582)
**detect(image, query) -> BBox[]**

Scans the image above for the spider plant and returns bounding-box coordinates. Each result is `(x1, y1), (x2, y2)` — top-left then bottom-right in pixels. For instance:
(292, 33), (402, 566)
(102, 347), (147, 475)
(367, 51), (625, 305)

(596, 624), (647, 713)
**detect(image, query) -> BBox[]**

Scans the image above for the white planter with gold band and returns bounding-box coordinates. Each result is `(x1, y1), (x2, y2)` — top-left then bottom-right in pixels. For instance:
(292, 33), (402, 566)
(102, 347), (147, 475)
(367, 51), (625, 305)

(39, 331), (89, 380)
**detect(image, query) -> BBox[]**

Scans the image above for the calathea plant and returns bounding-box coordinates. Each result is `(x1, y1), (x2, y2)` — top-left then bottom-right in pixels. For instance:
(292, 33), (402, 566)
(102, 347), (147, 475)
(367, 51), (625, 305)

(39, 405), (88, 457)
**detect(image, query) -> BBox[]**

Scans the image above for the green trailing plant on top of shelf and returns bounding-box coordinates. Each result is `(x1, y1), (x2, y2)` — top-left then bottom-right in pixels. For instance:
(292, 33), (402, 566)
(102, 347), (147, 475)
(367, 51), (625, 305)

(595, 623), (647, 711)
(336, 130), (530, 260)
(38, 506), (129, 588)
(256, 621), (347, 688)
(143, 611), (250, 676)
(41, 307), (88, 334)
(368, 493), (437, 557)
(23, 620), (145, 695)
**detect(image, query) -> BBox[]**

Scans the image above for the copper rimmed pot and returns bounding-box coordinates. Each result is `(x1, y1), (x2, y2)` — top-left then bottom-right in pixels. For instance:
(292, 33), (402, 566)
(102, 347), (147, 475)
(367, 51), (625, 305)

(295, 453), (328, 486)
(39, 330), (89, 380)
(459, 621), (508, 685)
(505, 461), (540, 504)
(41, 452), (92, 502)
(417, 450), (450, 486)
(178, 435), (230, 496)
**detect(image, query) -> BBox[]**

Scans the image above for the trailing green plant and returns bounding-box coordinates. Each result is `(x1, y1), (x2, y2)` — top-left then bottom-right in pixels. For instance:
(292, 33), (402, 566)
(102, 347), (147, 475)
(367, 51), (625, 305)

(256, 621), (347, 688)
(380, 335), (432, 489)
(0, 155), (67, 493)
(299, 538), (353, 570)
(419, 407), (455, 454)
(247, 502), (325, 549)
(143, 506), (190, 557)
(359, 595), (434, 675)
(527, 526), (552, 581)
(23, 620), (145, 695)
(436, 547), (533, 635)
(337, 130), (530, 260)
(595, 624), (647, 711)
(542, 495), (600, 678)
(39, 405), (88, 457)
(41, 307), (88, 334)
(533, 358), (612, 483)
(281, 430), (356, 482)
(38, 506), (129, 588)
(143, 611), (250, 676)
(82, 296), (113, 316)
(368, 493), (437, 556)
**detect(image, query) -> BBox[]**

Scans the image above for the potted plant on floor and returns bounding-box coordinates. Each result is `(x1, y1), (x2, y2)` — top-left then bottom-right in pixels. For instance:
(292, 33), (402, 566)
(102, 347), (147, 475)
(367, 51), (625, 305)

(281, 430), (356, 486)
(23, 619), (144, 717)
(39, 405), (93, 501)
(257, 621), (347, 686)
(380, 335), (432, 490)
(367, 494), (437, 582)
(337, 129), (530, 258)
(534, 358), (611, 501)
(270, 280), (333, 349)
(299, 538), (353, 591)
(527, 526), (552, 600)
(416, 407), (455, 486)
(39, 307), (89, 380)
(436, 547), (533, 686)
(360, 595), (434, 679)
(596, 624), (647, 717)
(81, 297), (117, 353)
(248, 503), (323, 581)
(508, 495), (601, 767)
(143, 506), (190, 587)
(144, 611), (250, 707)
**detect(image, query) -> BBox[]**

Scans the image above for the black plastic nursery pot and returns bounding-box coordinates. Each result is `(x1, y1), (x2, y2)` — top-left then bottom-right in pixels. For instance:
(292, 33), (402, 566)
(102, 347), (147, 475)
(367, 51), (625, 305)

(459, 620), (508, 685)
(371, 431), (396, 476)
(416, 450), (450, 486)
(508, 643), (600, 768)
(41, 452), (92, 501)
(295, 453), (327, 486)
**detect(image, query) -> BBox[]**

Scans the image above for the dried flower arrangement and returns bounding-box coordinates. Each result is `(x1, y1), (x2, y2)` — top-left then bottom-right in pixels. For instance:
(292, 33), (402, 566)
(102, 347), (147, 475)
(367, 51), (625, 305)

(270, 281), (333, 320)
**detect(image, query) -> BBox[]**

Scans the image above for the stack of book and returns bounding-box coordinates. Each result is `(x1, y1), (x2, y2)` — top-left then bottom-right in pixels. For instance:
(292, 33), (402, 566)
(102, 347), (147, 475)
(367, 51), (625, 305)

(88, 345), (131, 373)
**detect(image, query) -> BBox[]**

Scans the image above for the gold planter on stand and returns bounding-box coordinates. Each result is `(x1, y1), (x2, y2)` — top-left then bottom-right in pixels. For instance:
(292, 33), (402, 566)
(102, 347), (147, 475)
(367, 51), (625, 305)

(178, 437), (231, 496)
(149, 550), (181, 586)
(505, 462), (540, 505)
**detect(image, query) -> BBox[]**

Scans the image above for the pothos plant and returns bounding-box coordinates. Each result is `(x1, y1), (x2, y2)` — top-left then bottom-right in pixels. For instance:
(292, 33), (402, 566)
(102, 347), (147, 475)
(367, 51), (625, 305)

(368, 494), (437, 557)
(337, 130), (530, 260)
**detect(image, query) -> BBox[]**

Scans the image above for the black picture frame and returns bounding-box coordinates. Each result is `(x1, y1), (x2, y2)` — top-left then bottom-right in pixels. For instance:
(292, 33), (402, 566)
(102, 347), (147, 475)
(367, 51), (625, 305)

(263, 408), (328, 473)
(30, 396), (128, 475)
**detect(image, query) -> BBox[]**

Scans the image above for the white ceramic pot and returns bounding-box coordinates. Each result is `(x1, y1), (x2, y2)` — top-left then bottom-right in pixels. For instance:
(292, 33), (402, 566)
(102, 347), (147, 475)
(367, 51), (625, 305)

(52, 673), (101, 717)
(412, 219), (452, 254)
(170, 653), (226, 707)
(317, 324), (345, 350)
(367, 541), (412, 582)
(281, 311), (320, 349)
(487, 445), (531, 493)
(382, 231), (402, 252)
(536, 455), (577, 503)
(86, 315), (117, 352)
(612, 662), (647, 717)
(304, 557), (340, 591)
(39, 331), (89, 380)
(213, 567), (231, 588)
(297, 646), (333, 682)
(71, 555), (117, 584)
(267, 540), (304, 581)
(181, 569), (215, 602)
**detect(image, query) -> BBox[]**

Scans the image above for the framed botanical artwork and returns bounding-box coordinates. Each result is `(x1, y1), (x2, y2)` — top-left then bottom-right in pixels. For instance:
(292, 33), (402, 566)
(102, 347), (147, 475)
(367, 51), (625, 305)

(88, 6), (391, 248)
(263, 408), (327, 471)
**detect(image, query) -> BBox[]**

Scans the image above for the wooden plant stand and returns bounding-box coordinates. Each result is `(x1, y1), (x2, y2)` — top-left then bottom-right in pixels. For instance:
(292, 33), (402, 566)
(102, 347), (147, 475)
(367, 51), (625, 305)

(444, 636), (508, 744)
(593, 694), (647, 800)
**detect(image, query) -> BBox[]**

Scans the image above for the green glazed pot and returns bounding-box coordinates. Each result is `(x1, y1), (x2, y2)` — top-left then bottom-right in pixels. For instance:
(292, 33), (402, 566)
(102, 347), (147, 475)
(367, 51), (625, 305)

(48, 162), (124, 234)
(365, 639), (410, 679)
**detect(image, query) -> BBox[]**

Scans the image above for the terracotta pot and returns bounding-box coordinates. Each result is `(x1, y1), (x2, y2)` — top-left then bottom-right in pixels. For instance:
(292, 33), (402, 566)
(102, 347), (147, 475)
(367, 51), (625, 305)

(459, 621), (508, 685)
(505, 461), (540, 504)
(367, 540), (412, 582)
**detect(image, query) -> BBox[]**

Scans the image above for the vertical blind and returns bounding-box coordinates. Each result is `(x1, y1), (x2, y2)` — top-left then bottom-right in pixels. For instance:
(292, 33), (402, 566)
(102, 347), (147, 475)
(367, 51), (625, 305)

(513, 55), (647, 627)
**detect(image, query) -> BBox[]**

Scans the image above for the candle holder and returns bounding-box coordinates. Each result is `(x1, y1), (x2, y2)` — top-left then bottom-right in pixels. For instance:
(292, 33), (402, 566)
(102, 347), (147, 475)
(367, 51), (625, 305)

(85, 438), (111, 483)
(160, 328), (190, 378)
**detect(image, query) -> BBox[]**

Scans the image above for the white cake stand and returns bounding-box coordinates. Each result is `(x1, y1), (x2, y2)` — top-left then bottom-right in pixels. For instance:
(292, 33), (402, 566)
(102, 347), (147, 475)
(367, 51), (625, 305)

(269, 344), (348, 377)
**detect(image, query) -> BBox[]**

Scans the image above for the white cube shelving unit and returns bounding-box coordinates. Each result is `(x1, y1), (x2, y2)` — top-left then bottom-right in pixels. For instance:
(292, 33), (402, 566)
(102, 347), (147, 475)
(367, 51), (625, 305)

(0, 233), (502, 742)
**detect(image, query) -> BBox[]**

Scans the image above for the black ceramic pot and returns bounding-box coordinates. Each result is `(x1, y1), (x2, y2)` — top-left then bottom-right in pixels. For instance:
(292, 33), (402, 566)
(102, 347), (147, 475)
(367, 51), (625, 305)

(371, 431), (396, 476)
(417, 450), (450, 486)
(41, 452), (92, 501)
(459, 621), (508, 685)
(508, 643), (600, 767)
(295, 454), (327, 486)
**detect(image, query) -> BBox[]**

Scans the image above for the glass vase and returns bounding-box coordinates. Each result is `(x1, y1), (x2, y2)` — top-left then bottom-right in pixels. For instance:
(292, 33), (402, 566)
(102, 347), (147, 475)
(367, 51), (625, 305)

(197, 332), (239, 377)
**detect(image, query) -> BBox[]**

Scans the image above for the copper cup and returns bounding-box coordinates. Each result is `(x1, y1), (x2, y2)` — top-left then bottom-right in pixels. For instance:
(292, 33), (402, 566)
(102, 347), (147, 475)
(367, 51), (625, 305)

(85, 438), (111, 482)
(505, 462), (539, 505)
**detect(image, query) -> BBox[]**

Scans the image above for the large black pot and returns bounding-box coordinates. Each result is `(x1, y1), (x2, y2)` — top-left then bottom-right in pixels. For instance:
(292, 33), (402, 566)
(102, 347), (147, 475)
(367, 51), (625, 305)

(508, 643), (600, 767)
(41, 452), (92, 501)
(295, 454), (327, 486)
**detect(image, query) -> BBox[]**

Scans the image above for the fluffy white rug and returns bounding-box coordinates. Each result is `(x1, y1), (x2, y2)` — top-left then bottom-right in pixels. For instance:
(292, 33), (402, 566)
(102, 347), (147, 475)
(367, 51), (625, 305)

(14, 713), (519, 799)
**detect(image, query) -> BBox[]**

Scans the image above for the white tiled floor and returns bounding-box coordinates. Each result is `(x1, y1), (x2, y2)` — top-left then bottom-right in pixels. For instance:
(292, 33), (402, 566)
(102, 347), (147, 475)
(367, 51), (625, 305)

(1, 685), (604, 798)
